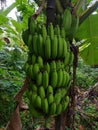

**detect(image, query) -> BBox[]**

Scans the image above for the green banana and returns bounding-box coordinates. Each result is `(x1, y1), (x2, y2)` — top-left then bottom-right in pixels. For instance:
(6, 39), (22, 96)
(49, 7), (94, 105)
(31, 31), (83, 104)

(33, 63), (39, 76)
(65, 72), (70, 87)
(30, 19), (36, 34)
(54, 25), (60, 36)
(33, 34), (38, 55)
(47, 85), (53, 95)
(61, 62), (65, 70)
(22, 29), (29, 45)
(28, 65), (33, 77)
(31, 93), (37, 105)
(56, 60), (62, 70)
(37, 56), (43, 69)
(24, 63), (29, 74)
(51, 35), (58, 59)
(37, 34), (44, 56)
(36, 23), (41, 34)
(41, 98), (48, 114)
(57, 69), (63, 87)
(50, 70), (58, 88)
(29, 104), (42, 117)
(62, 70), (67, 86)
(31, 84), (37, 93)
(35, 95), (41, 108)
(66, 80), (71, 90)
(32, 54), (36, 65)
(68, 15), (79, 38)
(72, 16), (79, 34)
(63, 8), (72, 31)
(63, 51), (70, 66)
(62, 38), (67, 58)
(61, 27), (66, 38)
(56, 104), (62, 115)
(48, 23), (54, 39)
(57, 36), (63, 58)
(44, 36), (51, 59)
(28, 34), (33, 52)
(36, 72), (42, 86)
(50, 61), (56, 72)
(62, 96), (69, 111)
(61, 88), (67, 98)
(54, 91), (62, 104)
(47, 94), (54, 104)
(39, 86), (45, 99)
(42, 71), (49, 89)
(44, 63), (50, 73)
(49, 102), (56, 115)
(42, 25), (47, 41)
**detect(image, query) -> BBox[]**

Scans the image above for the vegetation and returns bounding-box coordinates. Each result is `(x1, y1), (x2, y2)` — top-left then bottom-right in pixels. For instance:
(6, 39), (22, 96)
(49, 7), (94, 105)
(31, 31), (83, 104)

(0, 44), (26, 127)
(77, 58), (98, 88)
(0, 0), (98, 130)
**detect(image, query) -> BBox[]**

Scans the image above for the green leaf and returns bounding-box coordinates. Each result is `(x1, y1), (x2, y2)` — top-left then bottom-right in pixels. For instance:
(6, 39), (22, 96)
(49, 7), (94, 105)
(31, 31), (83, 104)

(0, 14), (9, 25)
(76, 14), (98, 65)
(2, 2), (17, 16)
(11, 20), (22, 33)
(0, 40), (4, 49)
(0, 28), (3, 33)
(4, 24), (18, 35)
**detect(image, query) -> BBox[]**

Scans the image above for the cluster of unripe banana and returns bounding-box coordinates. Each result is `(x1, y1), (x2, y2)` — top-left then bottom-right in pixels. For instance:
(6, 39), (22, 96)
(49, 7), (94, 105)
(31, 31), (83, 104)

(22, 8), (76, 117)
(56, 8), (79, 39)
(25, 57), (70, 117)
(23, 22), (73, 117)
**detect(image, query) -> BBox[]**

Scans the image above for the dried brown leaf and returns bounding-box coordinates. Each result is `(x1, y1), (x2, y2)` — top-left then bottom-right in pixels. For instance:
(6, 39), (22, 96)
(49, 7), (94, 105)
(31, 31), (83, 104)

(5, 105), (22, 130)
(78, 125), (84, 130)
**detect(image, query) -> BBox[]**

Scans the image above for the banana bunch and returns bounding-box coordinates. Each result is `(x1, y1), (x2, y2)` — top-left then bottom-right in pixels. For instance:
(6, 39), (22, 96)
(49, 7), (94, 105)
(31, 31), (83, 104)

(23, 19), (74, 118)
(62, 8), (79, 39)
(25, 23), (69, 60)
(26, 82), (70, 117)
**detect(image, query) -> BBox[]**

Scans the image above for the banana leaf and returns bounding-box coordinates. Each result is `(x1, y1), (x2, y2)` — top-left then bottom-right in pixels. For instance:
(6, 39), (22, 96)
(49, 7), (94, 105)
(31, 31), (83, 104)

(2, 2), (17, 16)
(76, 14), (98, 65)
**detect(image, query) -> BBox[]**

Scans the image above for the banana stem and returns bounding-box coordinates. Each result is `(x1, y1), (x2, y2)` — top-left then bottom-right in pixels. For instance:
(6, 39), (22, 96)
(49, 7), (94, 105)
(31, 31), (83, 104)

(79, 1), (98, 25)
(69, 44), (79, 129)
(46, 0), (56, 27)
(32, 0), (46, 19)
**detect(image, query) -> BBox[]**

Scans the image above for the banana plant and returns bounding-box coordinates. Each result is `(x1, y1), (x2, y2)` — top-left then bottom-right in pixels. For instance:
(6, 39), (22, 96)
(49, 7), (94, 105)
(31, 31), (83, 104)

(34, 0), (98, 66)
(1, 0), (98, 130)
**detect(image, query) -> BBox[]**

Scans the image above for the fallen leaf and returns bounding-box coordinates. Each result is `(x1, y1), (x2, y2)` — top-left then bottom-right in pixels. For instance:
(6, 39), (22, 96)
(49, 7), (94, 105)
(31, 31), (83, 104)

(5, 105), (22, 130)
(78, 125), (84, 130)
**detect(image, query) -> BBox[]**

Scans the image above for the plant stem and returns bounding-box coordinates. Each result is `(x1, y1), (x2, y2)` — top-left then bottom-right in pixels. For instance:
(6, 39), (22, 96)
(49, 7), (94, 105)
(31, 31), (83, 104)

(32, 0), (46, 19)
(55, 115), (61, 130)
(69, 43), (79, 129)
(73, 0), (85, 15)
(46, 0), (56, 27)
(79, 1), (98, 25)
